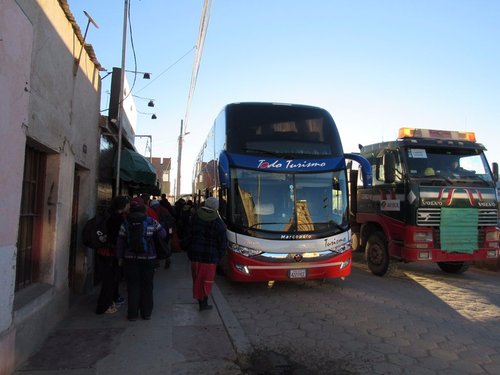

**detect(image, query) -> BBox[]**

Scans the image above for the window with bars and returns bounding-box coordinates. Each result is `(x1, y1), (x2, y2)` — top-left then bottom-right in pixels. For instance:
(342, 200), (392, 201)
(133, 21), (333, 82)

(16, 146), (45, 291)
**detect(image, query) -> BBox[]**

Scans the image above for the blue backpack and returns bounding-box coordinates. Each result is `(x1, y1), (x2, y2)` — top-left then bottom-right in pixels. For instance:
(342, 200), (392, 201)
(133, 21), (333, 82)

(126, 217), (150, 253)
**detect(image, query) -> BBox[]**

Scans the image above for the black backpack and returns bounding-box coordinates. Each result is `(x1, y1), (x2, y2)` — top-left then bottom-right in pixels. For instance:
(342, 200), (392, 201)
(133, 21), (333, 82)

(126, 217), (149, 253)
(82, 213), (109, 249)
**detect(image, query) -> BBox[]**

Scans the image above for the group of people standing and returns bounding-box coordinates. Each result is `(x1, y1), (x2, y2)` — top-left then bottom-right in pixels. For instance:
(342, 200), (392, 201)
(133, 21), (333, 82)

(91, 193), (227, 320)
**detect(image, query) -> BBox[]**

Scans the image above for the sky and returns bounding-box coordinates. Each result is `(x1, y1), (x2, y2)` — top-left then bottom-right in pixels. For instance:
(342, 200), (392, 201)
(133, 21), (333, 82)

(67, 0), (500, 195)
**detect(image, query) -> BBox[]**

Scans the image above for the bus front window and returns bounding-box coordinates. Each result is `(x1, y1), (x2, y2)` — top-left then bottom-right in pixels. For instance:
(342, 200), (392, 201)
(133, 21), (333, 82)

(295, 172), (348, 231)
(230, 168), (348, 233)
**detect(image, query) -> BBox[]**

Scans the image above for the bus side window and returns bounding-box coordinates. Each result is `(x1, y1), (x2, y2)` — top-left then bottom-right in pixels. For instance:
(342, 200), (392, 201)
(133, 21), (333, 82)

(219, 188), (228, 220)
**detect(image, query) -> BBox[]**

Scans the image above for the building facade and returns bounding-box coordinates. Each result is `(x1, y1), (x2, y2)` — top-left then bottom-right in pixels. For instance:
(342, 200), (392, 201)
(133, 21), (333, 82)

(0, 1), (102, 373)
(152, 157), (172, 198)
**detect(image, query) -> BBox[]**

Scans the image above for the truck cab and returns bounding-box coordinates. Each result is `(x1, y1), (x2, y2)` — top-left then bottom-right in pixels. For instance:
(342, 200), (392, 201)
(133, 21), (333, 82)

(350, 127), (499, 276)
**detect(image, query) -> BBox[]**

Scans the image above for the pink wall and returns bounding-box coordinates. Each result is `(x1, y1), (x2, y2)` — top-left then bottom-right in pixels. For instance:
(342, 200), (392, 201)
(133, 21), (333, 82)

(0, 0), (33, 247)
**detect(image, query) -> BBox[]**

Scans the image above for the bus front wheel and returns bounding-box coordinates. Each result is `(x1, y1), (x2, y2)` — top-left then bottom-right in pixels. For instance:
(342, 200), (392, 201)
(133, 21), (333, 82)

(365, 231), (397, 276)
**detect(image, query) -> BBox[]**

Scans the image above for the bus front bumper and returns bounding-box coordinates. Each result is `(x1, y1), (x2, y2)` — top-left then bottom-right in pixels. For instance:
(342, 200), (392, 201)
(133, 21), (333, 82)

(223, 250), (352, 282)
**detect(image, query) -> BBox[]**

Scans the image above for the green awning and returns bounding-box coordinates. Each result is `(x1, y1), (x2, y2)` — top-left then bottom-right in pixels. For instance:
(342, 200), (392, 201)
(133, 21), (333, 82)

(117, 149), (157, 186)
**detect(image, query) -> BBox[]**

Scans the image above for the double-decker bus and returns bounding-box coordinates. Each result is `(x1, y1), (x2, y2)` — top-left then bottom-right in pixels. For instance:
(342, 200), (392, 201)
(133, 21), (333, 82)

(192, 102), (372, 283)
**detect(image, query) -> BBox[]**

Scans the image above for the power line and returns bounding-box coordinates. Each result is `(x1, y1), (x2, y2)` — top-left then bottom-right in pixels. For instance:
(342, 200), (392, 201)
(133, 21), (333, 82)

(183, 0), (212, 135)
(176, 0), (213, 197)
(136, 46), (196, 94)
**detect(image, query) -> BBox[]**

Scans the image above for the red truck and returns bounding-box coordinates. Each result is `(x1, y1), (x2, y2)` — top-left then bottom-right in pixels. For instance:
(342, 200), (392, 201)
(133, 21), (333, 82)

(349, 127), (499, 276)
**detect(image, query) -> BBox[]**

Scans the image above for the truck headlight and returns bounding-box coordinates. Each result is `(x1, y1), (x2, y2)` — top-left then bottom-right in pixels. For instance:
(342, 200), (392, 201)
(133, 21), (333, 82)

(414, 231), (433, 242)
(485, 230), (499, 241)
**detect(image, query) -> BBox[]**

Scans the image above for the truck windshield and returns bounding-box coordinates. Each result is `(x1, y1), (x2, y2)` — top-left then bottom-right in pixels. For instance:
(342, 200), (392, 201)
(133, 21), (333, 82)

(404, 147), (493, 182)
(230, 168), (348, 232)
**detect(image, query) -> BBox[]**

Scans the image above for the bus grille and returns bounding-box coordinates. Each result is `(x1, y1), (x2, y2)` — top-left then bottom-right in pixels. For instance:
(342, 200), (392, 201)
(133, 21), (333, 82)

(417, 208), (498, 227)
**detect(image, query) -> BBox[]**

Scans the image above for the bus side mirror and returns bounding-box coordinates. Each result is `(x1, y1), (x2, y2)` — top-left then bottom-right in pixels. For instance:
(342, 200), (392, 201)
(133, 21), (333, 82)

(384, 153), (396, 184)
(492, 162), (498, 182)
(344, 153), (372, 188)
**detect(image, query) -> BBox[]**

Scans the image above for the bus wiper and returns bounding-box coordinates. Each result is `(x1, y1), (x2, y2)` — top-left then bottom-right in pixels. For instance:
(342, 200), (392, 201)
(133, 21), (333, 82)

(249, 222), (286, 229)
(243, 147), (293, 159)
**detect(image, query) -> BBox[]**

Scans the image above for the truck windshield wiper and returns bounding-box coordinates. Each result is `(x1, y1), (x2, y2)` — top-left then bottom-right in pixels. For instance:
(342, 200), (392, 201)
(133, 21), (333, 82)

(453, 175), (490, 185)
(412, 174), (453, 185)
(428, 174), (453, 184)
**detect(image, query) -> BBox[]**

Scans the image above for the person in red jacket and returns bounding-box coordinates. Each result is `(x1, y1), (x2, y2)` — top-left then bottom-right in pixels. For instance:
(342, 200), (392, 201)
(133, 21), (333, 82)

(139, 194), (159, 221)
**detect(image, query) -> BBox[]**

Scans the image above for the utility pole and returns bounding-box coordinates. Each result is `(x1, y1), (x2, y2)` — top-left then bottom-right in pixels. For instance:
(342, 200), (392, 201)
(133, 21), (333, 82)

(176, 120), (184, 200)
(134, 135), (152, 162)
(114, 0), (128, 197)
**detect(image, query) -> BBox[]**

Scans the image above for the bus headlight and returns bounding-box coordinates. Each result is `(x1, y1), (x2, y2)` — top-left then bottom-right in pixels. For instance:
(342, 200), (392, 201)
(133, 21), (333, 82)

(339, 258), (350, 269)
(329, 243), (351, 255)
(229, 241), (263, 257)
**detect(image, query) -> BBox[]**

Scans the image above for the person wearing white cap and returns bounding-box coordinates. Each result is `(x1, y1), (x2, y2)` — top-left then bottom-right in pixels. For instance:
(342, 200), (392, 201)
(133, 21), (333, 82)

(186, 197), (227, 311)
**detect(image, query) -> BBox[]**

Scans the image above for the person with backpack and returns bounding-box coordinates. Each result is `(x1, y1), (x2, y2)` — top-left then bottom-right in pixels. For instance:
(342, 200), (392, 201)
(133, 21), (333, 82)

(95, 196), (129, 314)
(117, 196), (166, 321)
(186, 197), (227, 311)
(83, 196), (129, 315)
(150, 200), (175, 268)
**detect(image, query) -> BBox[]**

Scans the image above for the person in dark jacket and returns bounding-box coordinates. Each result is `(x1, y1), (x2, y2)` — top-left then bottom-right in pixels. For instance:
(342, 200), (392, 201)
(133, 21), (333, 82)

(95, 196), (129, 314)
(187, 197), (227, 311)
(117, 197), (166, 321)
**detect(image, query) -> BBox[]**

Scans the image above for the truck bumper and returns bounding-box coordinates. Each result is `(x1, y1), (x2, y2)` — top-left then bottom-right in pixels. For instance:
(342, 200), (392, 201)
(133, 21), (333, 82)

(400, 247), (499, 262)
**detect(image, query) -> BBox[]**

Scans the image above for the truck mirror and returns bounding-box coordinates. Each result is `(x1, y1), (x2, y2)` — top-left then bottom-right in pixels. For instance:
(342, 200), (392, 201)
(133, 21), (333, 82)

(384, 153), (396, 183)
(492, 162), (498, 182)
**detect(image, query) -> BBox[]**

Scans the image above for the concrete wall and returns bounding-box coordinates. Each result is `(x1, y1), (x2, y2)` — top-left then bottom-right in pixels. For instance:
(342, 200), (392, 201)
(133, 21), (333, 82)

(0, 0), (34, 373)
(0, 0), (102, 373)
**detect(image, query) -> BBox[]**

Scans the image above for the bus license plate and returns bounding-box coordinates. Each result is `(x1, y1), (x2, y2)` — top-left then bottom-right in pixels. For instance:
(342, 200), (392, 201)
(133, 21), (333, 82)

(289, 269), (307, 279)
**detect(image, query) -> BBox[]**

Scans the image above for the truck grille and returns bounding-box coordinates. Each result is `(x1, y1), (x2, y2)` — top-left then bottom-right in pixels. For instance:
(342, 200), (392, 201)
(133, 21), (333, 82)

(417, 208), (498, 227)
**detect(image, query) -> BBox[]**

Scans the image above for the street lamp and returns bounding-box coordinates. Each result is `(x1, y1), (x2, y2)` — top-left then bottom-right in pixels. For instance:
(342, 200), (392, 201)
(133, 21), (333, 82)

(138, 111), (157, 120)
(133, 95), (155, 107)
(125, 70), (151, 79)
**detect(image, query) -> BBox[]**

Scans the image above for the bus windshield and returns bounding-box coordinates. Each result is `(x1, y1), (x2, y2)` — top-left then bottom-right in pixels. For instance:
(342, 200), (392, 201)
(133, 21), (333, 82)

(230, 168), (348, 233)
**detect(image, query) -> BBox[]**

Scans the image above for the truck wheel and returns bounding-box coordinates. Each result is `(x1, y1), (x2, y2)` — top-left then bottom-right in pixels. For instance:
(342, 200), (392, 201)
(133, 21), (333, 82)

(437, 262), (470, 274)
(365, 231), (397, 276)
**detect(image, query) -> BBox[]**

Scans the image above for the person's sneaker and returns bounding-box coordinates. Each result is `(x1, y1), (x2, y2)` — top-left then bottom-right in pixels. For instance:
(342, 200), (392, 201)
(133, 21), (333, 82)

(114, 296), (125, 306)
(199, 303), (213, 311)
(104, 305), (118, 314)
(199, 298), (213, 311)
